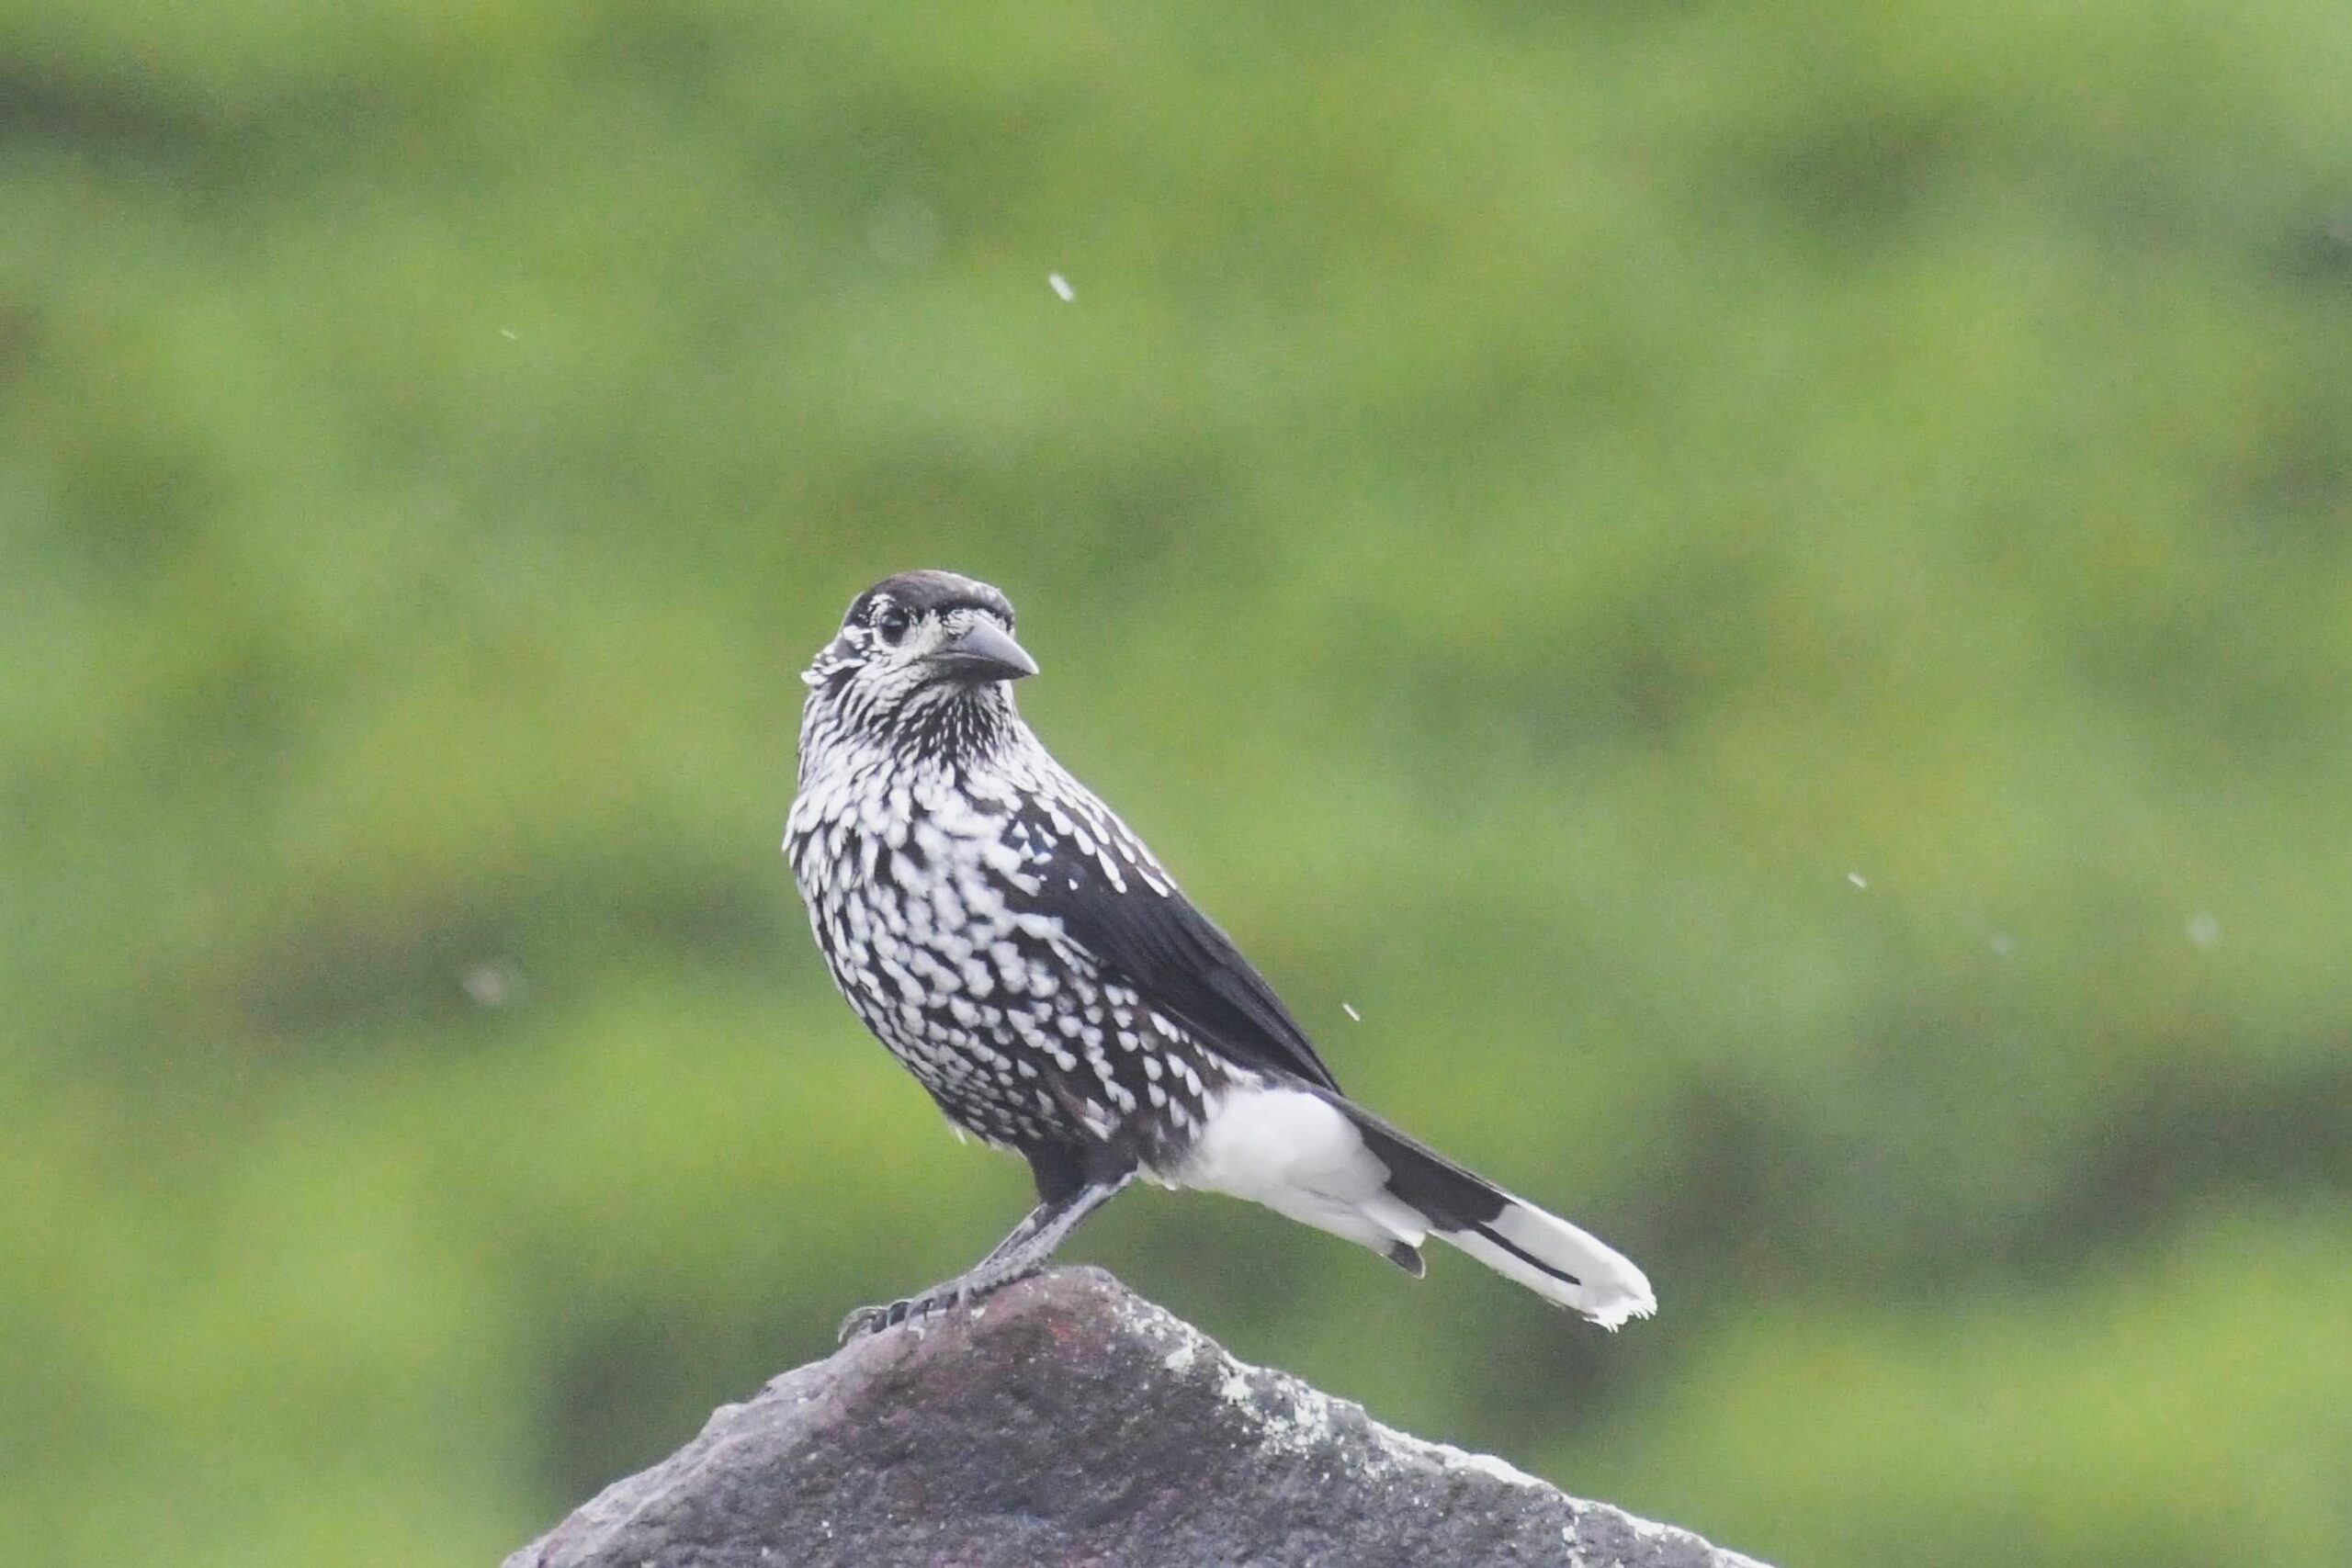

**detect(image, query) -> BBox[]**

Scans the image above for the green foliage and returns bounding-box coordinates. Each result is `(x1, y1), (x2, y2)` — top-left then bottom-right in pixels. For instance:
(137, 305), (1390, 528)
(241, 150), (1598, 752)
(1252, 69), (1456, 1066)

(6, 2), (2350, 1563)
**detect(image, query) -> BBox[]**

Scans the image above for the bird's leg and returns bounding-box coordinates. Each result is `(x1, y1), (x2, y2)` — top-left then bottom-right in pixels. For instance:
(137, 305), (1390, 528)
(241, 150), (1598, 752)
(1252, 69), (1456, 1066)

(837, 1149), (1135, 1342)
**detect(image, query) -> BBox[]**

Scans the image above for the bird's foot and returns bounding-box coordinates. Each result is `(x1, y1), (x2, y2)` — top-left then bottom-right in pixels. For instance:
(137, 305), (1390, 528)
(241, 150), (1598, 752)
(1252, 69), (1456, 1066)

(835, 1264), (1036, 1344)
(835, 1295), (933, 1342)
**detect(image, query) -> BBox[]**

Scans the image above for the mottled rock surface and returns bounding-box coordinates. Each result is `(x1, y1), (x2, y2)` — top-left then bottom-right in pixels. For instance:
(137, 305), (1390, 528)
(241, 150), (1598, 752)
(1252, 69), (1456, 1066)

(506, 1268), (1767, 1568)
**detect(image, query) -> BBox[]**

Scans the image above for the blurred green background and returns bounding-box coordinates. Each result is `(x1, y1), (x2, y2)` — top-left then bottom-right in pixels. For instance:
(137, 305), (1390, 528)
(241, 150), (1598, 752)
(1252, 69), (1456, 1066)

(6, 2), (2352, 1564)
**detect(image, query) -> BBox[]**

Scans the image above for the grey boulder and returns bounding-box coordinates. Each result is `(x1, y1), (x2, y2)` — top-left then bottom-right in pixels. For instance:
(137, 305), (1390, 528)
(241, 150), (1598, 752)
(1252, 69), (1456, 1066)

(506, 1267), (1767, 1568)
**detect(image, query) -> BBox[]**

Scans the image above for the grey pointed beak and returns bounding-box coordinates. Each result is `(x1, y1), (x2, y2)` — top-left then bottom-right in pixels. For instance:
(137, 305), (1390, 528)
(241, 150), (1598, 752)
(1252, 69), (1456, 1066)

(929, 620), (1039, 682)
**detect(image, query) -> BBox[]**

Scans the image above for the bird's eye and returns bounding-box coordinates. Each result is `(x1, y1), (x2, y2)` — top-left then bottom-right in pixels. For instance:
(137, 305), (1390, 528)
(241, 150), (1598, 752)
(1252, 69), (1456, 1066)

(875, 605), (912, 645)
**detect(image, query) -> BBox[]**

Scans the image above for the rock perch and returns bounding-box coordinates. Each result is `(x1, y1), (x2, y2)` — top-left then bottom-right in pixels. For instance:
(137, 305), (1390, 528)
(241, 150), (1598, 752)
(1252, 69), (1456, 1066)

(505, 1268), (1767, 1568)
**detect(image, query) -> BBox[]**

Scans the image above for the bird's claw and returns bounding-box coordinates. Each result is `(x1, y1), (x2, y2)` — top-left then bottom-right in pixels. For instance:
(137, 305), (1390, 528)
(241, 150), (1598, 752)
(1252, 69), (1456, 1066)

(837, 1279), (989, 1344)
(837, 1294), (935, 1344)
(837, 1300), (906, 1343)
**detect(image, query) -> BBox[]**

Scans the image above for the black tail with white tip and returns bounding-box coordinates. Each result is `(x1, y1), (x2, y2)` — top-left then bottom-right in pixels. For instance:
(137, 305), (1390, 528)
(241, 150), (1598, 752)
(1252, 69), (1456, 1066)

(1338, 1097), (1657, 1329)
(1172, 1078), (1656, 1329)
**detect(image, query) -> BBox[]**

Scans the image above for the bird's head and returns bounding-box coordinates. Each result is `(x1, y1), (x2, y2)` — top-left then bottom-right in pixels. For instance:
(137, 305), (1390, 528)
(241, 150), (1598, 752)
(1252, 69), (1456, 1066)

(801, 570), (1037, 754)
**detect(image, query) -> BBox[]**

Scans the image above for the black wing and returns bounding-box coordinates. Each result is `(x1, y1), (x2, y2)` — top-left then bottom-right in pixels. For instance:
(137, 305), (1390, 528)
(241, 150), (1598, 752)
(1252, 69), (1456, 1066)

(1008, 799), (1341, 1092)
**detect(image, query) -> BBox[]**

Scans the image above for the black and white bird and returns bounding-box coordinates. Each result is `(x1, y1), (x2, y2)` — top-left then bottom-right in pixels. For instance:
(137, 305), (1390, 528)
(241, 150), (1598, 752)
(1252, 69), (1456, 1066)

(786, 570), (1655, 1339)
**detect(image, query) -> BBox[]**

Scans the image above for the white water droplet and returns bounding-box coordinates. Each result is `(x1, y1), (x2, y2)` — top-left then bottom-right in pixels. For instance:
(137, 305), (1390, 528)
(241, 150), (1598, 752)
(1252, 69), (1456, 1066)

(2187, 911), (2221, 949)
(1341, 1001), (1362, 1021)
(460, 960), (526, 1008)
(1847, 871), (1869, 889)
(1047, 272), (1076, 301)
(1989, 932), (2015, 959)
